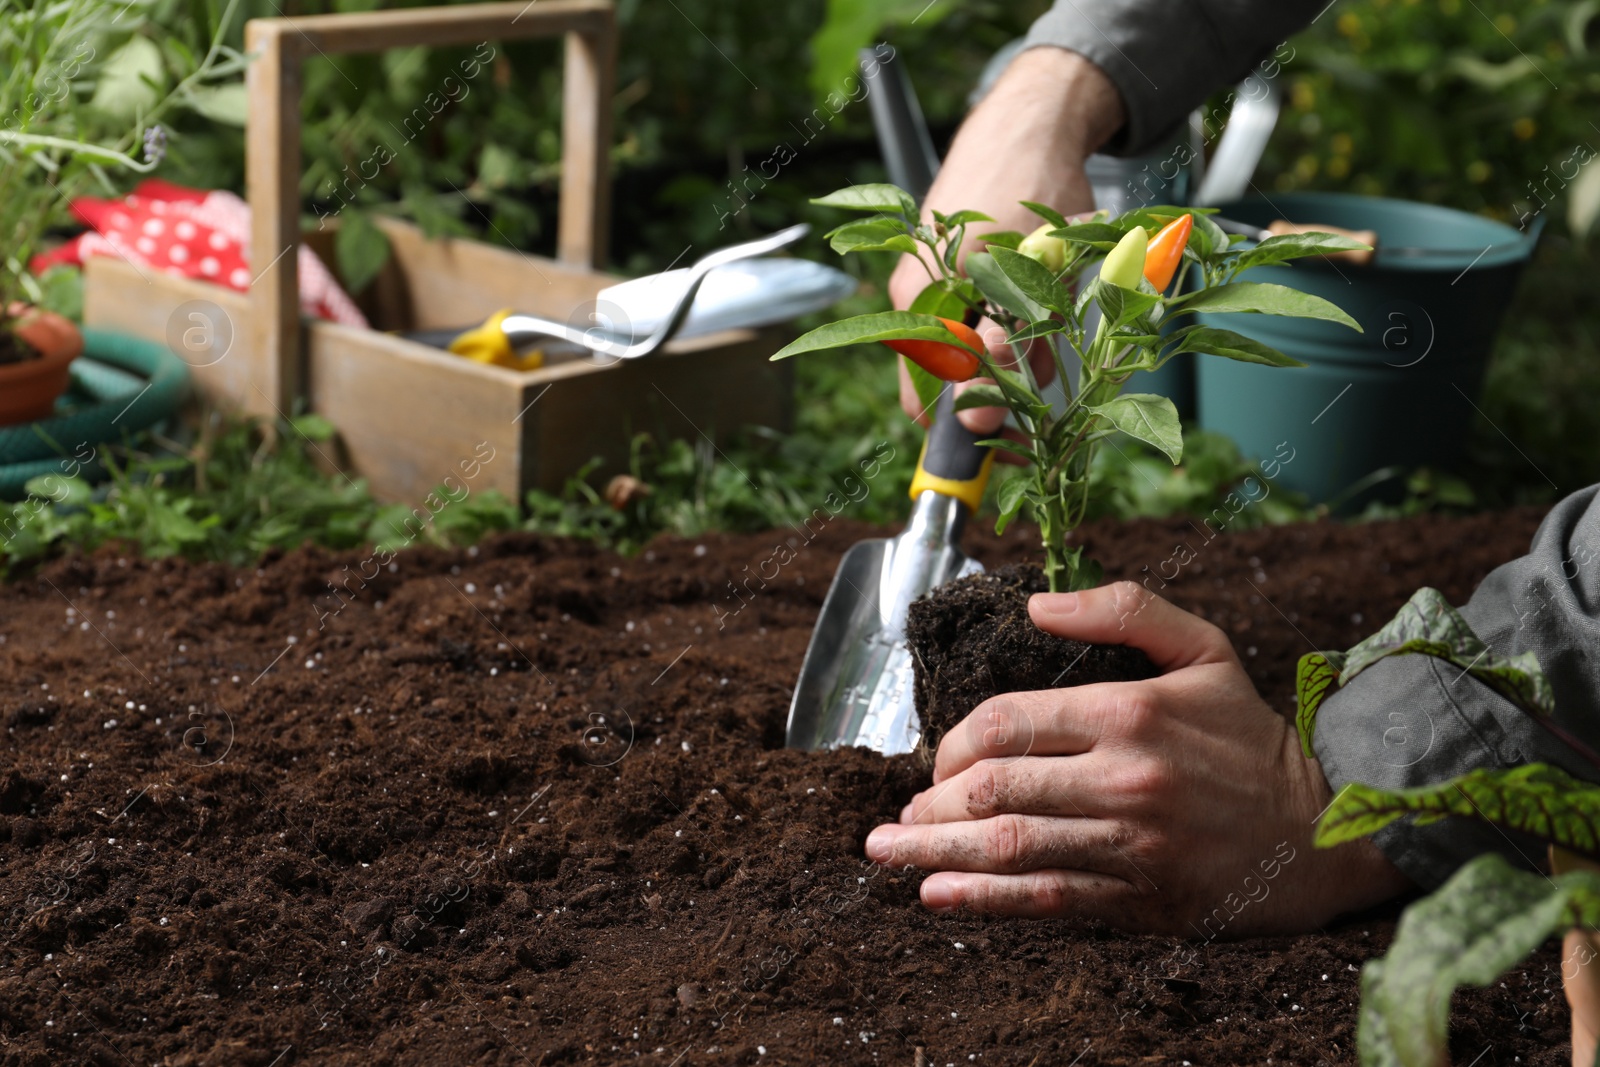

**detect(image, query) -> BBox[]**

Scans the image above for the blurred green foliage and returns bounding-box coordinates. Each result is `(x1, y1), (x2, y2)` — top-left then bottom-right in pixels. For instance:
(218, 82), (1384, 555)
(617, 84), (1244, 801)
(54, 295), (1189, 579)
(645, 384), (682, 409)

(148, 0), (1046, 275)
(0, 352), (1308, 571)
(15, 0), (1597, 566)
(1469, 236), (1600, 501)
(1258, 0), (1600, 232)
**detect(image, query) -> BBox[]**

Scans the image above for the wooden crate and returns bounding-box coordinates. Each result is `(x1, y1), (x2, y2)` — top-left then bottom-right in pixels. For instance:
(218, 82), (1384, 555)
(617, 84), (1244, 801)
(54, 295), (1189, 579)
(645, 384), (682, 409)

(83, 0), (792, 503)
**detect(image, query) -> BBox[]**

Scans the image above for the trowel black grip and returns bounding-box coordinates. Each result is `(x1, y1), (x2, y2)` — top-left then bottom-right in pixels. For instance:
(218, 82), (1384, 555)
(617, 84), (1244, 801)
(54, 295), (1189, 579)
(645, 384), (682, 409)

(910, 384), (993, 511)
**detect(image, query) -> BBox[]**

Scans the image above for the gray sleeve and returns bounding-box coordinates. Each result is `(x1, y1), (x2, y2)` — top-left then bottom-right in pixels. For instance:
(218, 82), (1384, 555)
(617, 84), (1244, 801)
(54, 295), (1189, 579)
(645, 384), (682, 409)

(1022, 0), (1325, 156)
(1313, 486), (1600, 890)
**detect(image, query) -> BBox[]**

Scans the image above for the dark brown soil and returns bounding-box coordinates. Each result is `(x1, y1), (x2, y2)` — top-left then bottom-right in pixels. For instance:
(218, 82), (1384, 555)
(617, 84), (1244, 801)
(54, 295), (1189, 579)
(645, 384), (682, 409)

(907, 564), (1158, 750)
(0, 507), (1571, 1066)
(0, 329), (37, 365)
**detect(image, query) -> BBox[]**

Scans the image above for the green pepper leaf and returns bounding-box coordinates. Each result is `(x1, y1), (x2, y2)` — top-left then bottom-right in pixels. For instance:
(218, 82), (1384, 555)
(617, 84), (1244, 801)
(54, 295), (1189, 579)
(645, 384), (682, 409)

(968, 363), (1049, 425)
(1187, 211), (1229, 259)
(989, 364), (1044, 409)
(978, 230), (1025, 250)
(965, 251), (1050, 323)
(824, 218), (918, 255)
(1093, 281), (1161, 329)
(941, 209), (994, 227)
(942, 225), (965, 273)
(990, 246), (1075, 318)
(1168, 282), (1362, 331)
(1085, 393), (1182, 464)
(1357, 854), (1600, 1067)
(1020, 201), (1069, 228)
(1127, 204), (1214, 219)
(771, 312), (975, 360)
(1110, 333), (1164, 348)
(1073, 558), (1106, 591)
(975, 437), (1039, 464)
(1230, 231), (1373, 274)
(1170, 324), (1306, 368)
(1007, 319), (1067, 344)
(1049, 221), (1125, 250)
(811, 184), (917, 216)
(1117, 208), (1183, 235)
(993, 474), (1030, 534)
(951, 384), (1009, 412)
(908, 278), (979, 320)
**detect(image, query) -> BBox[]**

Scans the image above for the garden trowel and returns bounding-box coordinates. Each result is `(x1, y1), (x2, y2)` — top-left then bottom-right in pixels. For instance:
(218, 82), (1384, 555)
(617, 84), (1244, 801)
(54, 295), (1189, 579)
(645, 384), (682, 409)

(404, 226), (854, 365)
(786, 385), (992, 756)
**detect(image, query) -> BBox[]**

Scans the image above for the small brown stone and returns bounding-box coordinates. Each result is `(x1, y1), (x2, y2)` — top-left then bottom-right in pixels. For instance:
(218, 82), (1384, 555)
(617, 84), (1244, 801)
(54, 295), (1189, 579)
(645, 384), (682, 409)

(603, 474), (652, 510)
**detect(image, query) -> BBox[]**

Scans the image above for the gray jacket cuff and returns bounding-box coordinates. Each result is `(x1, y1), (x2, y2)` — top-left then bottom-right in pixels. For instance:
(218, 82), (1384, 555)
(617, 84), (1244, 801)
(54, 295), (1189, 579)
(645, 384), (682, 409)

(1022, 0), (1325, 156)
(1313, 486), (1600, 890)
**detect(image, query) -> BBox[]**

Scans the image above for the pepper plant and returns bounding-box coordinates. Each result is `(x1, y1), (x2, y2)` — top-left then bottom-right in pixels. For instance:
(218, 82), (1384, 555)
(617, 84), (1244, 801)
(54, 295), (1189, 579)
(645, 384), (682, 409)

(772, 183), (1369, 592)
(1298, 587), (1600, 1066)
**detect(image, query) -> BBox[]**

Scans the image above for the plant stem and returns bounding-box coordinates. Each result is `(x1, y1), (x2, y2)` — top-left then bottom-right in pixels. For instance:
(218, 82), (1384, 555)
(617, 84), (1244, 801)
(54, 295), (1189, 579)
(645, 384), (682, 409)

(0, 131), (157, 171)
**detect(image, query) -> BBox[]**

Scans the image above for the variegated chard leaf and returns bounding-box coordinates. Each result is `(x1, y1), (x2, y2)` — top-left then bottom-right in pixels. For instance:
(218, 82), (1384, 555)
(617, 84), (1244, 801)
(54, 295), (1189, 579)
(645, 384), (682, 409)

(1358, 853), (1600, 1067)
(1341, 587), (1554, 718)
(1292, 587), (1553, 760)
(1303, 591), (1600, 1067)
(1294, 649), (1346, 758)
(1316, 763), (1600, 861)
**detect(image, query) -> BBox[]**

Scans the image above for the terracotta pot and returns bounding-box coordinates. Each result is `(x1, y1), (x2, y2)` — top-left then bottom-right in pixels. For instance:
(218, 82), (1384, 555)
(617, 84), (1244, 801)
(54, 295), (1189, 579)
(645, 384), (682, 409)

(1551, 846), (1600, 1066)
(0, 303), (83, 427)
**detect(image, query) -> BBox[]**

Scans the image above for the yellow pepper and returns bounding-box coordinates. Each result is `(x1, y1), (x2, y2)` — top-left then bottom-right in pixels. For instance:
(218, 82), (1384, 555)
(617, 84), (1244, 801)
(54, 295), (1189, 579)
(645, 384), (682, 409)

(1100, 226), (1147, 289)
(1016, 223), (1067, 272)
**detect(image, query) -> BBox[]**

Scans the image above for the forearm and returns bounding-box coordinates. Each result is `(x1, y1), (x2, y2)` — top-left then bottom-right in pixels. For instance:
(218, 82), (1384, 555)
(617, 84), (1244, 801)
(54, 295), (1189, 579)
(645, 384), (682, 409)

(1025, 0), (1326, 155)
(890, 47), (1122, 308)
(923, 46), (1123, 231)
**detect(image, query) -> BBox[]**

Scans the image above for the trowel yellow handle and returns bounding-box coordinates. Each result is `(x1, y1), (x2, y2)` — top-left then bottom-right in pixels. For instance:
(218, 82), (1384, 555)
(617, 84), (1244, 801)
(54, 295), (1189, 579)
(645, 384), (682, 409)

(908, 383), (993, 513)
(447, 309), (545, 371)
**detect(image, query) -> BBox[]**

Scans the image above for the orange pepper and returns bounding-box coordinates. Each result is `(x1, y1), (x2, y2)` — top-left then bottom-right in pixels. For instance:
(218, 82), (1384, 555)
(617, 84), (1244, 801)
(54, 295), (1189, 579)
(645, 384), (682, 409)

(884, 317), (984, 382)
(1143, 214), (1194, 293)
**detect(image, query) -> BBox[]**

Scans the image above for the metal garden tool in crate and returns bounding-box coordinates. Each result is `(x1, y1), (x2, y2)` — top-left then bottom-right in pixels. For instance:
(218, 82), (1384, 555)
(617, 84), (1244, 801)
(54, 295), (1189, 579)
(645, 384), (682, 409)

(405, 224), (853, 365)
(82, 0), (828, 504)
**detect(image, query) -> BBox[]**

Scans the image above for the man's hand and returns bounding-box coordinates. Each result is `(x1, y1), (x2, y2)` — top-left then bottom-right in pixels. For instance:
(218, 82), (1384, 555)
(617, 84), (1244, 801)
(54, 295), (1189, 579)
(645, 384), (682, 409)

(864, 583), (1413, 936)
(891, 46), (1124, 437)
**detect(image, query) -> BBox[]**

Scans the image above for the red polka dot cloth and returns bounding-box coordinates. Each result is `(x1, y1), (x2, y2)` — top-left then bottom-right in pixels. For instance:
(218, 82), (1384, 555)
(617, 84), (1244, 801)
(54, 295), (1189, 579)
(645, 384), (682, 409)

(30, 178), (368, 328)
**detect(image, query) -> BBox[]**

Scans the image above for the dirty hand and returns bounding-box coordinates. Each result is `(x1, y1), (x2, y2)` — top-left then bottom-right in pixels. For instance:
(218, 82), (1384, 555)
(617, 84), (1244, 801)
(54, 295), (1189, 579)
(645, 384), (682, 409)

(864, 583), (1413, 935)
(891, 47), (1123, 446)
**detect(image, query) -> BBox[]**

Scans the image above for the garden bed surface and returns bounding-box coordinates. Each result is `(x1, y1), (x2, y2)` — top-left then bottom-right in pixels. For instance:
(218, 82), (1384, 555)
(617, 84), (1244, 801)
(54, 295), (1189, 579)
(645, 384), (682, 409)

(0, 507), (1571, 1066)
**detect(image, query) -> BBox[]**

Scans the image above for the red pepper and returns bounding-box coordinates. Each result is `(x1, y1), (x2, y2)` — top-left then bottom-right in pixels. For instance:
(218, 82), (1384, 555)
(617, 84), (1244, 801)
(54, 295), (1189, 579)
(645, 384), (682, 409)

(1143, 214), (1193, 293)
(884, 317), (984, 382)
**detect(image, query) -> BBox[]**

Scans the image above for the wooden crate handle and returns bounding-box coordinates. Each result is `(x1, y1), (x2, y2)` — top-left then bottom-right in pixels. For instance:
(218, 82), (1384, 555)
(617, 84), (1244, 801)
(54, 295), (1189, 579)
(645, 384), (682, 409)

(243, 0), (616, 411)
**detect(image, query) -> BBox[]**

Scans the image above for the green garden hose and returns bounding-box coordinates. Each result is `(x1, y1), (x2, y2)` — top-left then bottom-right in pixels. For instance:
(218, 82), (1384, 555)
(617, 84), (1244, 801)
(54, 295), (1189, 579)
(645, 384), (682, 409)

(0, 328), (190, 500)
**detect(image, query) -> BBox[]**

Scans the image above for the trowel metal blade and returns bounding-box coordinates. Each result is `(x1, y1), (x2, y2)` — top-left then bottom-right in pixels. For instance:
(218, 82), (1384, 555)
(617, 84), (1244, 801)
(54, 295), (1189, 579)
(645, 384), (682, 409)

(785, 495), (981, 756)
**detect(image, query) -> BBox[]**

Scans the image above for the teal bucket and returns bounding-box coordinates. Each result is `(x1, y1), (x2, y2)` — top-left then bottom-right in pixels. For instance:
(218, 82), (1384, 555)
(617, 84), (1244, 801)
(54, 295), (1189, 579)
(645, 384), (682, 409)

(1193, 192), (1540, 505)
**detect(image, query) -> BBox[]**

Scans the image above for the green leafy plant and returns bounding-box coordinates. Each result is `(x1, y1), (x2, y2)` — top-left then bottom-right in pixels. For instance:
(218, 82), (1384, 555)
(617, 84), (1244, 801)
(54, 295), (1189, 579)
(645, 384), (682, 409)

(0, 414), (499, 573)
(772, 182), (1366, 591)
(1258, 0), (1600, 229)
(0, 0), (243, 336)
(1297, 587), (1600, 1066)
